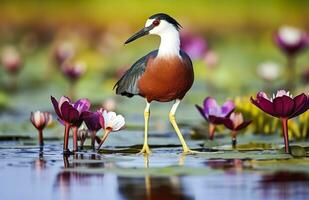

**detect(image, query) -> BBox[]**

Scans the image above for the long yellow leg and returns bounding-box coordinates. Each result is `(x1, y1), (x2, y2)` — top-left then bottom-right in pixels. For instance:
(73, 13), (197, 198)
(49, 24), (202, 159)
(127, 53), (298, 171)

(139, 102), (151, 154)
(169, 99), (196, 154)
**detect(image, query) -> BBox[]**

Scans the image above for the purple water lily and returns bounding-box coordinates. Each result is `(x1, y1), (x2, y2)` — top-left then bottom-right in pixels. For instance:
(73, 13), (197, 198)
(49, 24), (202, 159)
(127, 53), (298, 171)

(274, 26), (308, 56)
(82, 109), (104, 150)
(223, 112), (251, 147)
(61, 61), (86, 83)
(196, 97), (235, 140)
(51, 96), (91, 153)
(180, 32), (208, 59)
(251, 90), (309, 153)
(274, 26), (308, 90)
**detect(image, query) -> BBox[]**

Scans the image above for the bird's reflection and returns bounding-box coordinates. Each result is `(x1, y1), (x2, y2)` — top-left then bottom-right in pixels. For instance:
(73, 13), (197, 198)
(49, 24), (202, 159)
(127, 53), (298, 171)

(178, 153), (187, 166)
(118, 154), (193, 200)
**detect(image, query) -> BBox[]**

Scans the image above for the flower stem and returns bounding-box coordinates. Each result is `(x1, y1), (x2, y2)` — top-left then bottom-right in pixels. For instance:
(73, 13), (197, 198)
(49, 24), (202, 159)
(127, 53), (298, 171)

(63, 123), (71, 153)
(281, 118), (290, 154)
(72, 126), (78, 152)
(68, 81), (76, 100)
(63, 155), (70, 168)
(231, 131), (237, 148)
(10, 73), (19, 92)
(90, 131), (97, 151)
(286, 55), (296, 91)
(208, 123), (216, 140)
(97, 130), (110, 150)
(38, 129), (44, 146)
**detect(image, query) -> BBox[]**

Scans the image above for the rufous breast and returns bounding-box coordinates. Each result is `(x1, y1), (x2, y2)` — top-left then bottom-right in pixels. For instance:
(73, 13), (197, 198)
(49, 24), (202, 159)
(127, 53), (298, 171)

(138, 56), (194, 102)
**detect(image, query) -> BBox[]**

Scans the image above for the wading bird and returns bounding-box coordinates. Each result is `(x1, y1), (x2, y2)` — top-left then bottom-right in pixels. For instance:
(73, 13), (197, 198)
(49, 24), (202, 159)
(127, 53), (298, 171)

(114, 13), (195, 154)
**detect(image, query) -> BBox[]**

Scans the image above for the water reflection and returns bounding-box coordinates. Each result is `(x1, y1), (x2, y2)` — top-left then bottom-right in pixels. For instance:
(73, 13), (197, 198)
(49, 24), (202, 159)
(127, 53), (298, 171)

(206, 159), (246, 173)
(117, 154), (193, 200)
(25, 147), (309, 200)
(259, 171), (309, 200)
(54, 153), (105, 198)
(32, 147), (46, 171)
(118, 176), (193, 200)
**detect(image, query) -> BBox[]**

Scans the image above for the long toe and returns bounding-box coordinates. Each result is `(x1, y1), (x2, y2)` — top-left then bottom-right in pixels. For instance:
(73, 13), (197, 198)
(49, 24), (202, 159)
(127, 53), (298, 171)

(183, 149), (200, 154)
(138, 146), (152, 155)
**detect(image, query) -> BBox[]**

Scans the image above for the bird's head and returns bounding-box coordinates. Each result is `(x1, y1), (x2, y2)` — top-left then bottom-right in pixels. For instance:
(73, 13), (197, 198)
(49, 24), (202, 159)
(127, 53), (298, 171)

(125, 13), (182, 44)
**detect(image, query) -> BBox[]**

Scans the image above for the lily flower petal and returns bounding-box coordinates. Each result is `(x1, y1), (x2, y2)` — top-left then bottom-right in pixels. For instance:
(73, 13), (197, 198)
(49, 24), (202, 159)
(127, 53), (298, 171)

(251, 90), (309, 119)
(102, 110), (125, 131)
(74, 99), (91, 113)
(273, 96), (295, 117)
(203, 97), (220, 117)
(82, 110), (102, 132)
(60, 101), (80, 124)
(51, 96), (62, 118)
(221, 100), (235, 117)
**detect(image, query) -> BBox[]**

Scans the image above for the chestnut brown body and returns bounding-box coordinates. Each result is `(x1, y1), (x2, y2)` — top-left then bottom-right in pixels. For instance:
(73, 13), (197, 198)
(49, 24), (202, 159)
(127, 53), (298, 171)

(138, 56), (194, 102)
(114, 50), (194, 102)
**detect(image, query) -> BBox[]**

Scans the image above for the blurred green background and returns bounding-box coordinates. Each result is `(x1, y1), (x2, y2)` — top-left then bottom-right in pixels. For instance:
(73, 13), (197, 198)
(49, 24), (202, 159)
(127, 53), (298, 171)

(0, 0), (309, 138)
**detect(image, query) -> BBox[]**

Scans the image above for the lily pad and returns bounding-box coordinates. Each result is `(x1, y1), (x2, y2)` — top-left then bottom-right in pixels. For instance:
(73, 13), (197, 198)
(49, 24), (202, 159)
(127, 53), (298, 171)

(236, 142), (278, 151)
(203, 140), (220, 148)
(277, 145), (307, 157)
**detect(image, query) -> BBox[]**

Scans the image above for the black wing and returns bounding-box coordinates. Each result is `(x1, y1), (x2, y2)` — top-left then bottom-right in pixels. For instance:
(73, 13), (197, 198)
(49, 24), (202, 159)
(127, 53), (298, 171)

(179, 50), (193, 68)
(114, 50), (158, 97)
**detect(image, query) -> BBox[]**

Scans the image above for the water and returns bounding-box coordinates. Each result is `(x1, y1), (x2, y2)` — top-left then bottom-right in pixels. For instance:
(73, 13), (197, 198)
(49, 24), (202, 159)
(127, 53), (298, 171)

(1, 140), (309, 200)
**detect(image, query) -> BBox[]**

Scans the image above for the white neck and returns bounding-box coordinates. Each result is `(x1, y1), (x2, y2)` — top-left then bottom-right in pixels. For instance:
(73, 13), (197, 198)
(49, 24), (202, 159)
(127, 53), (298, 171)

(157, 28), (180, 58)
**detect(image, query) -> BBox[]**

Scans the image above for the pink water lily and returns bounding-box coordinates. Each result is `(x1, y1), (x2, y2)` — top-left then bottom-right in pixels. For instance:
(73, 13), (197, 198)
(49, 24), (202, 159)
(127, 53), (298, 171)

(196, 97), (235, 140)
(51, 96), (91, 153)
(223, 112), (251, 147)
(30, 111), (52, 146)
(1, 46), (22, 74)
(251, 90), (309, 153)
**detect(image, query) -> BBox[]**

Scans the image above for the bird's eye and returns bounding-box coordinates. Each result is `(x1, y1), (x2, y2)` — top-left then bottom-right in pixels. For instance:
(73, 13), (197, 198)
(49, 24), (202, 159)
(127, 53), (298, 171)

(152, 20), (160, 26)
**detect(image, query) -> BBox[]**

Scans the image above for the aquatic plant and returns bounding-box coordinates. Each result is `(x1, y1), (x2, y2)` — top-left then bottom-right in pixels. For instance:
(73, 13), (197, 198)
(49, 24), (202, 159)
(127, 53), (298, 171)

(275, 26), (308, 56)
(1, 46), (22, 90)
(195, 97), (235, 140)
(61, 61), (86, 99)
(203, 50), (219, 69)
(274, 26), (308, 90)
(251, 90), (309, 153)
(77, 123), (88, 150)
(257, 61), (280, 82)
(223, 112), (251, 147)
(61, 61), (86, 82)
(51, 96), (91, 154)
(82, 109), (103, 150)
(30, 111), (52, 146)
(180, 32), (208, 59)
(97, 110), (125, 150)
(53, 42), (75, 66)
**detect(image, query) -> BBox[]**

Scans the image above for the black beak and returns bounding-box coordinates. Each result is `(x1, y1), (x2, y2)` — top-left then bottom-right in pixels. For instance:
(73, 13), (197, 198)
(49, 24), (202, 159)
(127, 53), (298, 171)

(124, 25), (154, 44)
